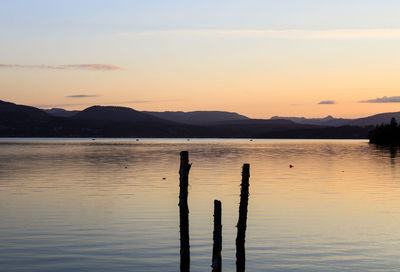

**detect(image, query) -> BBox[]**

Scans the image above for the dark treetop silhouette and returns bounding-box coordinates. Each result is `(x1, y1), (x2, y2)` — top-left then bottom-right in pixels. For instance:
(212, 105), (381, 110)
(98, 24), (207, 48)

(369, 118), (400, 145)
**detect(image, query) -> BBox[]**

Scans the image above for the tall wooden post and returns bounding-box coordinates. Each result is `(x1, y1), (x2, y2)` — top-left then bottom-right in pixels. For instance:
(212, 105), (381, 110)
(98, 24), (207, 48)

(236, 164), (250, 272)
(179, 151), (191, 272)
(212, 200), (222, 272)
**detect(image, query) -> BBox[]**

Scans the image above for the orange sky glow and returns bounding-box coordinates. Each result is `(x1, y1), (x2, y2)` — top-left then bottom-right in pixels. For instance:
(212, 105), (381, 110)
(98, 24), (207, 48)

(1, 1), (400, 119)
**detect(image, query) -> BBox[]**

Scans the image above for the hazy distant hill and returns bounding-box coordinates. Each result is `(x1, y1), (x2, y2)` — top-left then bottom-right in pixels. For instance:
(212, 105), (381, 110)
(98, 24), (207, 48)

(213, 118), (298, 126)
(271, 113), (400, 127)
(74, 106), (173, 124)
(349, 112), (400, 126)
(204, 119), (319, 137)
(144, 110), (250, 125)
(44, 108), (80, 118)
(270, 115), (351, 127)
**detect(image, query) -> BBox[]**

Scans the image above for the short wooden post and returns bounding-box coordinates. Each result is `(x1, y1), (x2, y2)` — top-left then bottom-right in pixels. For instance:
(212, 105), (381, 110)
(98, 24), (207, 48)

(236, 164), (250, 272)
(179, 151), (191, 272)
(212, 200), (222, 272)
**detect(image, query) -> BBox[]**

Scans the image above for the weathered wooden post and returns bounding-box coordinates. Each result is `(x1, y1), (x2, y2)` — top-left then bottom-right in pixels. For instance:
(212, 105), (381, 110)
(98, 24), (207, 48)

(212, 200), (222, 272)
(179, 151), (191, 272)
(236, 164), (250, 272)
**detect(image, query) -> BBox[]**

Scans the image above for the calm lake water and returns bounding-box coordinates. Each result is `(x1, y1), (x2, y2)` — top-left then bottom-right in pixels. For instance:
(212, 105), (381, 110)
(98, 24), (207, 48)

(1, 138), (400, 271)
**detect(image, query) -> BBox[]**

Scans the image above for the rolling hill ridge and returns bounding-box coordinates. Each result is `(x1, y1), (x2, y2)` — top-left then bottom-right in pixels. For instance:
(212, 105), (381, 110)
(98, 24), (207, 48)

(2, 99), (398, 138)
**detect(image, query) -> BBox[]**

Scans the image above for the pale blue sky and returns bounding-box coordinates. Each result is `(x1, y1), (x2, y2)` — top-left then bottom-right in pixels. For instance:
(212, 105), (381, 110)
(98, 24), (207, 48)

(2, 0), (400, 32)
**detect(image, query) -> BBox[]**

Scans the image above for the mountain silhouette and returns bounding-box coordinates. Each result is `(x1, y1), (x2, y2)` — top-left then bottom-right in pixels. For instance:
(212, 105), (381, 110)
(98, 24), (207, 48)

(349, 112), (400, 126)
(46, 108), (250, 125)
(271, 112), (400, 127)
(74, 106), (173, 124)
(0, 99), (376, 138)
(0, 100), (50, 118)
(270, 115), (351, 126)
(0, 100), (55, 136)
(46, 106), (400, 128)
(144, 111), (249, 125)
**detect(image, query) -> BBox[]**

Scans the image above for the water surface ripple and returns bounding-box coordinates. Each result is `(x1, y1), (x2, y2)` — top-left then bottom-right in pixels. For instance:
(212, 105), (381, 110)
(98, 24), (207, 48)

(1, 139), (400, 271)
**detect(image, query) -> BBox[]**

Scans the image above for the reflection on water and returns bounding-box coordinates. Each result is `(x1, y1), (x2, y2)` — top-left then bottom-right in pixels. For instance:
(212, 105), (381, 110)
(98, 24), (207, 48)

(1, 139), (400, 271)
(373, 144), (400, 160)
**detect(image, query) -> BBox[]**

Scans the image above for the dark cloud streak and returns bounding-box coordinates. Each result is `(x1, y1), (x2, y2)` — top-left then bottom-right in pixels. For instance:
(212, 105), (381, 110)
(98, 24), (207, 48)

(67, 95), (100, 98)
(318, 100), (335, 105)
(360, 96), (400, 103)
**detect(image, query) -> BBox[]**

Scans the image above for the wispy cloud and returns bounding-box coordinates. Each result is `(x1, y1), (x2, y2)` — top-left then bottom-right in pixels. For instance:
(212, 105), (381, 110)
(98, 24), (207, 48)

(0, 64), (122, 71)
(67, 94), (100, 98)
(119, 28), (400, 40)
(318, 100), (336, 105)
(360, 96), (400, 103)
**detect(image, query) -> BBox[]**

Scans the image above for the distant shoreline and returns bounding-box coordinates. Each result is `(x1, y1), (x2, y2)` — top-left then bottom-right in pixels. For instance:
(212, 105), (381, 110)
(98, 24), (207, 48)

(0, 137), (369, 141)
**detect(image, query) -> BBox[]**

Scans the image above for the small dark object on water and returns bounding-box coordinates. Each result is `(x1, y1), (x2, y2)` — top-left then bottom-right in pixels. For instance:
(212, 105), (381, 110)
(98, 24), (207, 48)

(289, 164), (294, 168)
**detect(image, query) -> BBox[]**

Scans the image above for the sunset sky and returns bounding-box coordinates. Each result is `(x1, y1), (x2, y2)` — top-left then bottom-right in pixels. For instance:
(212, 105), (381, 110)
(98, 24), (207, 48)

(1, 0), (400, 118)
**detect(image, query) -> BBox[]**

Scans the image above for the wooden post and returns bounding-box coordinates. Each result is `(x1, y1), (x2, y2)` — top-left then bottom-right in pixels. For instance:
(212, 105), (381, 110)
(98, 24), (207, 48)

(236, 164), (250, 272)
(179, 151), (191, 272)
(212, 200), (222, 272)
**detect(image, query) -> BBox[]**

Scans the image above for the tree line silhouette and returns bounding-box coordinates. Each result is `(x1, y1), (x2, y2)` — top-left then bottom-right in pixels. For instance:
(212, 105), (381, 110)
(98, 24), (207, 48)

(369, 117), (400, 145)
